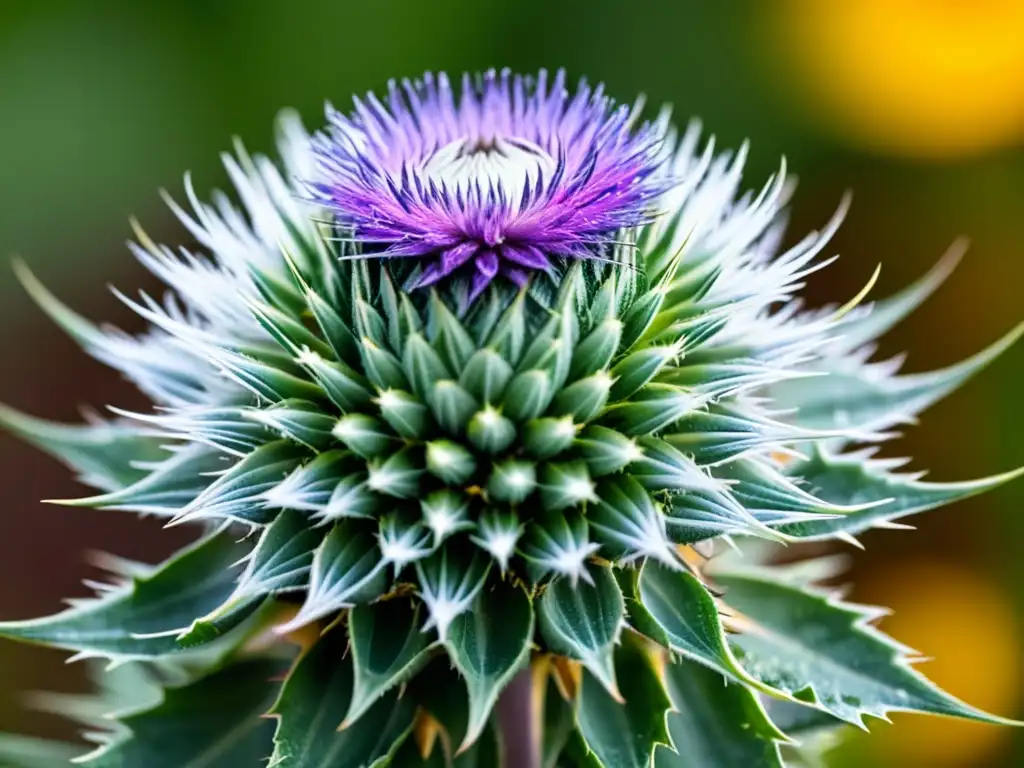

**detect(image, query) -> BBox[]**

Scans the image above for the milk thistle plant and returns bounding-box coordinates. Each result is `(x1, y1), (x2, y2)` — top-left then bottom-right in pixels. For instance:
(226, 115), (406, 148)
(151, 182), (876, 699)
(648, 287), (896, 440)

(0, 69), (1021, 767)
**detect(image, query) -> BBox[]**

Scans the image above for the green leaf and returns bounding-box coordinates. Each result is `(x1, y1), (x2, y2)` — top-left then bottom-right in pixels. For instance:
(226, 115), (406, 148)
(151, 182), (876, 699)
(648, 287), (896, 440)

(381, 271), (421, 351)
(539, 462), (598, 512)
(345, 599), (436, 726)
(269, 627), (414, 768)
(175, 441), (308, 525)
(428, 380), (480, 436)
(445, 580), (534, 752)
(655, 656), (786, 768)
(263, 450), (356, 512)
(576, 633), (672, 768)
(178, 510), (322, 645)
(485, 289), (526, 363)
(79, 658), (280, 767)
(50, 445), (224, 516)
(401, 657), (506, 767)
(574, 425), (641, 477)
(521, 511), (600, 586)
(278, 520), (388, 632)
(426, 440), (478, 485)
(366, 446), (425, 499)
(416, 547), (492, 642)
(610, 344), (680, 402)
(618, 284), (666, 354)
(353, 296), (391, 352)
(0, 405), (165, 492)
(630, 436), (708, 489)
(459, 348), (514, 404)
(244, 399), (336, 451)
(377, 388), (432, 439)
(502, 370), (553, 422)
(0, 532), (254, 661)
(769, 321), (1024, 433)
(449, 720), (504, 768)
(430, 291), (477, 372)
(777, 449), (1024, 541)
(322, 473), (381, 521)
(660, 478), (784, 545)
(407, 656), (472, 761)
(713, 568), (1020, 727)
(0, 735), (82, 767)
(421, 490), (475, 546)
(537, 563), (623, 699)
(591, 476), (677, 566)
(570, 318), (623, 380)
(487, 459), (538, 505)
(212, 349), (325, 403)
(305, 284), (360, 366)
(378, 510), (434, 572)
(297, 349), (373, 412)
(665, 406), (815, 467)
(715, 457), (862, 519)
(466, 406), (517, 455)
(359, 337), (410, 392)
(124, 406), (268, 457)
(600, 384), (706, 436)
(247, 298), (333, 359)
(234, 510), (320, 598)
(633, 562), (768, 695)
(332, 414), (395, 459)
(550, 372), (613, 423)
(405, 333), (454, 400)
(470, 509), (523, 573)
(521, 416), (577, 460)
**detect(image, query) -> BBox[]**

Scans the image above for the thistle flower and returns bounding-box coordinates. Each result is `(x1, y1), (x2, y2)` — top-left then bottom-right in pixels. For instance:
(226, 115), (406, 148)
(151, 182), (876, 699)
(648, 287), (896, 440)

(0, 69), (1021, 768)
(310, 69), (668, 301)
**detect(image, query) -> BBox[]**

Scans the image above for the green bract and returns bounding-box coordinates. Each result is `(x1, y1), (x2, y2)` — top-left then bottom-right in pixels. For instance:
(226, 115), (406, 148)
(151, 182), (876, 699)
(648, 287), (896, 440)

(0, 107), (1021, 768)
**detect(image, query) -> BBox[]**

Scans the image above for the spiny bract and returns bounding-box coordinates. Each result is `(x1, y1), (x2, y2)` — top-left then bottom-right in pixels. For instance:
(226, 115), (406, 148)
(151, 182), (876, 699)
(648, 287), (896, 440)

(1, 70), (1021, 768)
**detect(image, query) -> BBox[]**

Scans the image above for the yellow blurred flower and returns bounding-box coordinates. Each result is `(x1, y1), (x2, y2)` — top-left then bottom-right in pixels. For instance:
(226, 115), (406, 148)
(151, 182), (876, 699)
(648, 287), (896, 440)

(842, 560), (1021, 766)
(767, 0), (1024, 157)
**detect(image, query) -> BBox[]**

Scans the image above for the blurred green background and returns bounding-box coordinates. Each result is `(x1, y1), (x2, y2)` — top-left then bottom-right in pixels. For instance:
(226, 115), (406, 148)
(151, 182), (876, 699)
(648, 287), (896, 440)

(1, 1), (1022, 765)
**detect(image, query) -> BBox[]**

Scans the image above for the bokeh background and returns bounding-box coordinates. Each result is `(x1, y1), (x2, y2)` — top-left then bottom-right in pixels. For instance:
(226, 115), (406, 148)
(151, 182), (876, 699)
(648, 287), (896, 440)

(1, 2), (1022, 765)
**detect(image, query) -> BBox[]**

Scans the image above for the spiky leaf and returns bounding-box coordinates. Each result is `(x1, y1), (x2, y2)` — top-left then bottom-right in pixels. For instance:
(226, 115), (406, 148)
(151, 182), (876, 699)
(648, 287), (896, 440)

(537, 563), (623, 699)
(278, 520), (388, 631)
(416, 547), (491, 642)
(630, 562), (761, 692)
(777, 449), (1024, 540)
(0, 532), (254, 661)
(345, 599), (436, 726)
(576, 633), (672, 768)
(269, 627), (414, 767)
(714, 567), (1017, 727)
(770, 322), (1024, 433)
(0, 405), (164, 491)
(79, 658), (279, 767)
(445, 580), (534, 752)
(655, 657), (786, 768)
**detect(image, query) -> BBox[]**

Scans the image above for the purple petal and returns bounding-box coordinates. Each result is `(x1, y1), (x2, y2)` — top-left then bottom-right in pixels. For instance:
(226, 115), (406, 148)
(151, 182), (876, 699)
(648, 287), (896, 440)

(309, 68), (669, 302)
(475, 250), (500, 279)
(468, 271), (496, 304)
(441, 242), (478, 275)
(501, 245), (550, 271)
(409, 262), (445, 289)
(501, 265), (531, 288)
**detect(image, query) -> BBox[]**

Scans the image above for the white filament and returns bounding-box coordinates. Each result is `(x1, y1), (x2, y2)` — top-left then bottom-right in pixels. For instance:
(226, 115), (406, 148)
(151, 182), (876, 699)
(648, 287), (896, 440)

(421, 136), (557, 202)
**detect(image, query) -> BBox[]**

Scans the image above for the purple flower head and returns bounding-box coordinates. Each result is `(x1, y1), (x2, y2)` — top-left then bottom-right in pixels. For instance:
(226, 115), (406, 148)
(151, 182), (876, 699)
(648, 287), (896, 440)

(310, 68), (670, 302)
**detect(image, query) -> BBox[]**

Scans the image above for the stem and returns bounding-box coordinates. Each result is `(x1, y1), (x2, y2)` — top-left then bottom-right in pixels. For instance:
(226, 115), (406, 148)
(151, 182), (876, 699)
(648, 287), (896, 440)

(496, 668), (539, 768)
